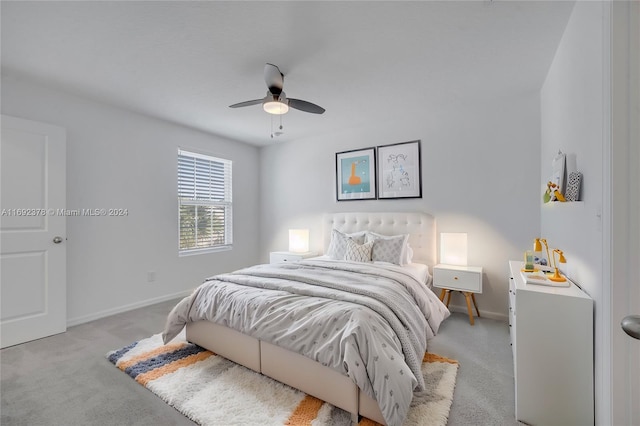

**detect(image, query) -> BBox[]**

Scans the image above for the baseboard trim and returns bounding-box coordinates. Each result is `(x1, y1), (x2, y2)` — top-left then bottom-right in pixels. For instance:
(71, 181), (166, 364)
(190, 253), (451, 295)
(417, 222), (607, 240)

(66, 290), (192, 327)
(447, 304), (508, 322)
(66, 292), (507, 327)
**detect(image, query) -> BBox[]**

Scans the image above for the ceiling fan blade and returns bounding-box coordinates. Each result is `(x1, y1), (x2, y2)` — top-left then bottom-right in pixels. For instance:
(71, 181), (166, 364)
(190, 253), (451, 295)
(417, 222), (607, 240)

(288, 98), (325, 114)
(264, 63), (284, 95)
(229, 99), (263, 108)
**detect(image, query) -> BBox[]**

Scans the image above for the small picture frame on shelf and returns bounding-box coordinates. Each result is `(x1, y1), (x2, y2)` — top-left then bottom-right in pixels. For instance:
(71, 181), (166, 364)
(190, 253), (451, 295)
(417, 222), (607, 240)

(544, 150), (567, 203)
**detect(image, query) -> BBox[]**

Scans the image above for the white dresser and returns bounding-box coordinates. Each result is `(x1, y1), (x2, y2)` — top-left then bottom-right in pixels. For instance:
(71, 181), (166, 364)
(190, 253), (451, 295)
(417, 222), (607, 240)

(508, 260), (593, 426)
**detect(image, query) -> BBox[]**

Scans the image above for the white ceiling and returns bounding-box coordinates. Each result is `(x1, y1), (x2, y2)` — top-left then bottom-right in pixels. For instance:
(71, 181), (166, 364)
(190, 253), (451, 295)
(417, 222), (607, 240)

(1, 1), (574, 146)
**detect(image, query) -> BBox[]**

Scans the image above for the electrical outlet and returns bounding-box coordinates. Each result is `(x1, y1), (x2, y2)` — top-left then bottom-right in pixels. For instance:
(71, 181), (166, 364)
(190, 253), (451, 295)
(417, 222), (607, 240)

(147, 271), (156, 283)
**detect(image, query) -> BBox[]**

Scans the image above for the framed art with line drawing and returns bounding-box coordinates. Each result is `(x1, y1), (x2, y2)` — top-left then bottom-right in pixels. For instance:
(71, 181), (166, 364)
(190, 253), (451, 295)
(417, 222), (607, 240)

(336, 147), (376, 201)
(377, 140), (422, 199)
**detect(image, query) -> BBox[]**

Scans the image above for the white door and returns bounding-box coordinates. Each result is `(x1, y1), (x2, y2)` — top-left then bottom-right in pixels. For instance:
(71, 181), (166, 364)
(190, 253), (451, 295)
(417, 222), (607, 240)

(622, 2), (640, 421)
(609, 2), (639, 424)
(1, 115), (67, 348)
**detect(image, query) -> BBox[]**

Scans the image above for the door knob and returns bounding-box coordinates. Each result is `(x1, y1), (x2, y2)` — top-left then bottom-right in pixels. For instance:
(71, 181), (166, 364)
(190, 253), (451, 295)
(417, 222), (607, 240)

(621, 315), (640, 340)
(53, 236), (63, 244)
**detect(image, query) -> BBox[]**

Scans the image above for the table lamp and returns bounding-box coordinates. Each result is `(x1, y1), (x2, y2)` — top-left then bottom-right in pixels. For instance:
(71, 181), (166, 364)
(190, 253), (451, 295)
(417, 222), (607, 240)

(440, 233), (467, 266)
(534, 238), (551, 267)
(548, 249), (567, 282)
(288, 229), (309, 253)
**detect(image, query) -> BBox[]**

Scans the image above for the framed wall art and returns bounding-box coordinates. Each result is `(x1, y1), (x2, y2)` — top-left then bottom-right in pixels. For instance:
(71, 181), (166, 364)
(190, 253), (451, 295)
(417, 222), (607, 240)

(377, 140), (422, 199)
(335, 147), (376, 201)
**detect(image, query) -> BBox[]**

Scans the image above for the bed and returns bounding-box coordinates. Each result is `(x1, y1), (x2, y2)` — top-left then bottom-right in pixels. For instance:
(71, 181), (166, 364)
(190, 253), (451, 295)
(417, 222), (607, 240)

(163, 212), (449, 426)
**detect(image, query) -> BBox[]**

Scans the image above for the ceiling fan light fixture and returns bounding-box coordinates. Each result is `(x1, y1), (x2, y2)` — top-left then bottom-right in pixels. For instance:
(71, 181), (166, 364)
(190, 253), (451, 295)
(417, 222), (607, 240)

(263, 100), (289, 115)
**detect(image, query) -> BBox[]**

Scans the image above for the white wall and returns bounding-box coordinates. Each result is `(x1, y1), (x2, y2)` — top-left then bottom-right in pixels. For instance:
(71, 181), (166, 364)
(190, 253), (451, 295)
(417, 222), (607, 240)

(260, 93), (542, 320)
(1, 74), (261, 325)
(540, 1), (605, 423)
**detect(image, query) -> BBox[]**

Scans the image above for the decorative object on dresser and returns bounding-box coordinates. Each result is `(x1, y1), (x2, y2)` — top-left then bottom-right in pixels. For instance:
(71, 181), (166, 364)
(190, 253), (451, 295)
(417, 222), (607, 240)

(335, 147), (377, 201)
(533, 237), (551, 266)
(433, 264), (483, 325)
(522, 250), (535, 272)
(508, 260), (593, 426)
(377, 140), (422, 199)
(547, 248), (567, 282)
(530, 238), (570, 286)
(269, 250), (317, 264)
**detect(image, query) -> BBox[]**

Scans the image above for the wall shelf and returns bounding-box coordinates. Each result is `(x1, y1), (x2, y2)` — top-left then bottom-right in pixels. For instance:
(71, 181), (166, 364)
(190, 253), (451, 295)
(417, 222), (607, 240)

(542, 201), (584, 208)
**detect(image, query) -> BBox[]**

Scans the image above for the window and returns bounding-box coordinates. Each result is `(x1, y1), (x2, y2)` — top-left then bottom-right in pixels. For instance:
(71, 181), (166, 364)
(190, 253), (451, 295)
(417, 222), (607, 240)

(178, 149), (232, 255)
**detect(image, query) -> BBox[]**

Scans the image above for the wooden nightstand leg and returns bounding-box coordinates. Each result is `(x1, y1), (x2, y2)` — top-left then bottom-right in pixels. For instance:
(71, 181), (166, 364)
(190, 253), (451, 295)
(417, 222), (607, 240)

(463, 292), (475, 325)
(439, 288), (446, 302)
(471, 293), (480, 317)
(445, 290), (452, 308)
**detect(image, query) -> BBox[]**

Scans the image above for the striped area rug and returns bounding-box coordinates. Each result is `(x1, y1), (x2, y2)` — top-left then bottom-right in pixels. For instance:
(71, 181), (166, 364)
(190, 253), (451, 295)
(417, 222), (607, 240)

(107, 333), (458, 426)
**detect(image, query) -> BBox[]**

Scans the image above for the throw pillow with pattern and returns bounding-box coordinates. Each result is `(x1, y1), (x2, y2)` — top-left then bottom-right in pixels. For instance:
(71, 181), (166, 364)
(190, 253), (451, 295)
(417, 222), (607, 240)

(365, 232), (410, 265)
(326, 229), (367, 259)
(343, 238), (373, 263)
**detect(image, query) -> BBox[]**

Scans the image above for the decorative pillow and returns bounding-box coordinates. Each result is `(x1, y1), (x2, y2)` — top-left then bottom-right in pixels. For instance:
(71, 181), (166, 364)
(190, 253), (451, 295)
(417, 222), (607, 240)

(326, 229), (367, 260)
(365, 232), (410, 265)
(406, 244), (414, 264)
(343, 238), (373, 263)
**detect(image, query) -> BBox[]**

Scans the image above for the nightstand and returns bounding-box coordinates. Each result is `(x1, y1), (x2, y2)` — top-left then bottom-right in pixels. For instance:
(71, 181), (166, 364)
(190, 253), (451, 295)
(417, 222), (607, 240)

(433, 264), (483, 325)
(269, 251), (318, 264)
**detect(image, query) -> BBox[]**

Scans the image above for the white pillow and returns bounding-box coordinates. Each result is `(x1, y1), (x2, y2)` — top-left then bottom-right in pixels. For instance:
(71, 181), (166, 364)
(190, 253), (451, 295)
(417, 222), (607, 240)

(343, 238), (373, 262)
(365, 232), (410, 265)
(406, 244), (414, 264)
(326, 229), (367, 260)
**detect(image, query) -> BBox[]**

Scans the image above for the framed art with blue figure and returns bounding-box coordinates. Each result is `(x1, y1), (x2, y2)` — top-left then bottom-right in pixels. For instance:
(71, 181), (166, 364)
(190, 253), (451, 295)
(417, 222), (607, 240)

(335, 147), (377, 201)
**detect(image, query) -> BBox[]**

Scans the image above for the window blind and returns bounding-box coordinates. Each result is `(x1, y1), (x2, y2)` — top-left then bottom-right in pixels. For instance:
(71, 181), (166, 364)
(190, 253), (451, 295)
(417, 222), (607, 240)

(178, 149), (232, 253)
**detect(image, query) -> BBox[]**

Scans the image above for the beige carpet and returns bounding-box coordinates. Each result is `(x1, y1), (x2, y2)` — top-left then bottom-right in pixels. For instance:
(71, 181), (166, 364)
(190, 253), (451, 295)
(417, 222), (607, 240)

(107, 333), (458, 426)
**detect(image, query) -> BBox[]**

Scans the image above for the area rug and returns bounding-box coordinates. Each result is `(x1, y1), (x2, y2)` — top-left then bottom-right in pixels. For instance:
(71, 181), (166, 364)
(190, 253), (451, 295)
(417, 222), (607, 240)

(107, 333), (458, 426)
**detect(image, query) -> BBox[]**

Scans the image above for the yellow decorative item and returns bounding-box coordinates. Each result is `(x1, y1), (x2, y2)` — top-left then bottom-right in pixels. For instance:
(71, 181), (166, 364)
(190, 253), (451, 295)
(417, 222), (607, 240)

(545, 181), (566, 202)
(548, 249), (567, 282)
(534, 238), (551, 268)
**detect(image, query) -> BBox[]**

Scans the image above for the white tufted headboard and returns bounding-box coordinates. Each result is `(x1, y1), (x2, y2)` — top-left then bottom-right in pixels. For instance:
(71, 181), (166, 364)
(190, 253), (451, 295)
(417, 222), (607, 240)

(323, 212), (436, 266)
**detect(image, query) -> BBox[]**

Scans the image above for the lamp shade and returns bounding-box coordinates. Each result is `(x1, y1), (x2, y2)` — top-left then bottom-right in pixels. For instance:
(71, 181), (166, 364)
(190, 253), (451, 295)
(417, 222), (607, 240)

(440, 233), (468, 266)
(289, 229), (309, 253)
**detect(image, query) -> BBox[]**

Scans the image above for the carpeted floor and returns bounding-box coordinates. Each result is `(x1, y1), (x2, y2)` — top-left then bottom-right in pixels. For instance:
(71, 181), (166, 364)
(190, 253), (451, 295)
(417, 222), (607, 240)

(1, 299), (520, 426)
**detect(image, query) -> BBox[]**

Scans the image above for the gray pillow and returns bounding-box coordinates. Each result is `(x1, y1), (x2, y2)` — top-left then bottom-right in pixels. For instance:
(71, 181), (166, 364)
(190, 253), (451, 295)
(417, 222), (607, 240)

(365, 232), (409, 265)
(326, 229), (367, 259)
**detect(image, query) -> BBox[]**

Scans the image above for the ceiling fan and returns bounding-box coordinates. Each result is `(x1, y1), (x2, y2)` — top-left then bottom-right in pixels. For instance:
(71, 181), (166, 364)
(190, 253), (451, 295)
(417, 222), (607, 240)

(229, 63), (325, 115)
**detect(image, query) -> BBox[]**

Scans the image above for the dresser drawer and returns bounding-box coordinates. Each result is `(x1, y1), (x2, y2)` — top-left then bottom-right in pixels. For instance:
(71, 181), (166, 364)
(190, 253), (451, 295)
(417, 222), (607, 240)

(433, 265), (482, 293)
(508, 281), (516, 357)
(270, 252), (300, 263)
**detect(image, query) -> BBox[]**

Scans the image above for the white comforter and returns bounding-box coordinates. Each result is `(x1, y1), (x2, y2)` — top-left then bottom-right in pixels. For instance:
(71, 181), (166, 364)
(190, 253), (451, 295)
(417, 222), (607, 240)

(163, 259), (449, 426)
